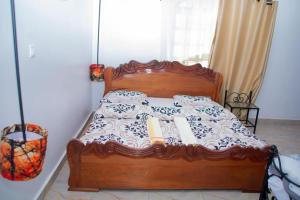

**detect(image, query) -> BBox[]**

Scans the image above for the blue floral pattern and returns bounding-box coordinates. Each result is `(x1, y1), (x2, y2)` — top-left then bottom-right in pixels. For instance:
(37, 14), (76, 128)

(81, 97), (266, 150)
(230, 119), (252, 136)
(125, 120), (148, 138)
(95, 103), (151, 119)
(216, 137), (248, 150)
(195, 106), (224, 118)
(91, 134), (124, 144)
(107, 104), (135, 114)
(173, 95), (211, 107)
(111, 90), (145, 97)
(165, 137), (182, 145)
(136, 113), (151, 120)
(104, 90), (147, 104)
(189, 121), (213, 139)
(151, 106), (181, 120)
(88, 120), (107, 131)
(186, 115), (202, 122)
(99, 98), (112, 107)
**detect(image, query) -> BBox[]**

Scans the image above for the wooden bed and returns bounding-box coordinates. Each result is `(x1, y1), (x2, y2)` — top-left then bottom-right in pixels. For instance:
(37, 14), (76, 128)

(67, 60), (273, 193)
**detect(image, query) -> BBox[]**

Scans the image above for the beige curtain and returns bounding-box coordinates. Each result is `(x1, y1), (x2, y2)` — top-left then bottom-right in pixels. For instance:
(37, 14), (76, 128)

(209, 0), (277, 103)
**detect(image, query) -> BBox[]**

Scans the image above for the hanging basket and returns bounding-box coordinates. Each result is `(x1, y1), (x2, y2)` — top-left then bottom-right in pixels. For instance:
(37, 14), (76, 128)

(1, 123), (47, 181)
(90, 64), (104, 82)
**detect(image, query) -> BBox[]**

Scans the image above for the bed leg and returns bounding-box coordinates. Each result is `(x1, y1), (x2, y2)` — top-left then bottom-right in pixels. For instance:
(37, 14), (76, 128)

(259, 145), (278, 200)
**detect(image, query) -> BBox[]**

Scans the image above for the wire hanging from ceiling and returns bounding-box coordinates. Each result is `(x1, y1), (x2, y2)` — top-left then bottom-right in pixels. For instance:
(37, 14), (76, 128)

(10, 0), (26, 142)
(96, 0), (102, 66)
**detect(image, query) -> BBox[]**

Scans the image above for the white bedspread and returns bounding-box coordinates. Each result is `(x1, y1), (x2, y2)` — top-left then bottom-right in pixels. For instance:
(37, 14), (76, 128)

(80, 96), (267, 150)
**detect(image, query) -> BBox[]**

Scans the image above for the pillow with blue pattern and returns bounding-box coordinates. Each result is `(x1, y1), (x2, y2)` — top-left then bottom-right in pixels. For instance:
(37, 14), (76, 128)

(103, 90), (148, 104)
(95, 102), (151, 119)
(173, 95), (211, 107)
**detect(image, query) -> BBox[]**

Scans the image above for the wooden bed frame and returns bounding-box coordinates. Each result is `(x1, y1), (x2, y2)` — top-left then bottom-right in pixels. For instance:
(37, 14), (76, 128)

(67, 60), (273, 193)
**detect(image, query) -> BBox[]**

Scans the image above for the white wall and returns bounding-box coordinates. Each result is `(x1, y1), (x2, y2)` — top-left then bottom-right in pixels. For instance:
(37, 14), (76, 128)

(91, 0), (162, 109)
(0, 0), (93, 199)
(0, 0), (21, 131)
(97, 0), (162, 66)
(255, 0), (300, 120)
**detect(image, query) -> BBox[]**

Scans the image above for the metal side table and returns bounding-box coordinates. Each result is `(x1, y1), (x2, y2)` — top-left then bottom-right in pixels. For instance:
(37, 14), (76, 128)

(224, 90), (260, 134)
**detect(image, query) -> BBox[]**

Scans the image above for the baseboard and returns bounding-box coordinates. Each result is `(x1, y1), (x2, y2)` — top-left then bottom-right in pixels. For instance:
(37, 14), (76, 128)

(258, 118), (300, 125)
(35, 112), (93, 200)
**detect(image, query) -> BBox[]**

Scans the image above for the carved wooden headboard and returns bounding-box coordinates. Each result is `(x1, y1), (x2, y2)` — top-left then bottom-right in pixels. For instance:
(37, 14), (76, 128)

(103, 60), (223, 102)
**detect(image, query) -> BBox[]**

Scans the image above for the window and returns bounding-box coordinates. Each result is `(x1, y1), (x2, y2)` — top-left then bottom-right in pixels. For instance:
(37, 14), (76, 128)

(93, 0), (218, 66)
(161, 0), (219, 67)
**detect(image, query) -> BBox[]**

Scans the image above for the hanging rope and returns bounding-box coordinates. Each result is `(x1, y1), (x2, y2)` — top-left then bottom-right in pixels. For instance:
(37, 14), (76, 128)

(96, 0), (102, 66)
(10, 0), (27, 142)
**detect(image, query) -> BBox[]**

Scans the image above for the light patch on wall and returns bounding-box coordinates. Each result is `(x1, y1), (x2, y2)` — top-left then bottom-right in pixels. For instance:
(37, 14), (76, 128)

(93, 0), (162, 66)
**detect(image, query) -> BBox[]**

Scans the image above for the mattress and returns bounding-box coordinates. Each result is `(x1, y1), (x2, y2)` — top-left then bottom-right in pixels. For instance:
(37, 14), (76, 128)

(80, 97), (266, 150)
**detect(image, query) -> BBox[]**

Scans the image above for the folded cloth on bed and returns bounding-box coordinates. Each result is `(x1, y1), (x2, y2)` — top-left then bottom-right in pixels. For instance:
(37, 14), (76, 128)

(174, 117), (197, 145)
(147, 117), (165, 145)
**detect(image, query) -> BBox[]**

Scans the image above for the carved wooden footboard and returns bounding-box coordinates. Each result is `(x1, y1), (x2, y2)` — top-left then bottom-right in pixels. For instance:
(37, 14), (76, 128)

(67, 139), (272, 192)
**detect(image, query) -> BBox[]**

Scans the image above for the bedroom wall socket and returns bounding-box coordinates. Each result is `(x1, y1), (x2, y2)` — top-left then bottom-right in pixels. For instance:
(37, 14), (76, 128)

(28, 44), (35, 58)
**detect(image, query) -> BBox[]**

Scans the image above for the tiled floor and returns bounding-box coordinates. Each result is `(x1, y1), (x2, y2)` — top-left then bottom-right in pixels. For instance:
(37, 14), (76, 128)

(44, 119), (300, 200)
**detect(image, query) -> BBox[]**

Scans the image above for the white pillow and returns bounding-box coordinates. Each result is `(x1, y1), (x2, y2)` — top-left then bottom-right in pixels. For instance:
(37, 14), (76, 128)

(94, 103), (151, 120)
(147, 97), (174, 107)
(173, 95), (211, 107)
(104, 90), (147, 104)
